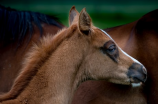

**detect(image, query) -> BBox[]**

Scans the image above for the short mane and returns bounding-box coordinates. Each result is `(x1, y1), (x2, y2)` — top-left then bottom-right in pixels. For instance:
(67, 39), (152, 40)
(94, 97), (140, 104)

(0, 25), (77, 101)
(0, 5), (62, 45)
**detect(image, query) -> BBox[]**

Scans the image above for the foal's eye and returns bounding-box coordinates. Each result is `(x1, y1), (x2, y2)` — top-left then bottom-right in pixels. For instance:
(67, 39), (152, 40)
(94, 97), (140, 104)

(100, 40), (119, 62)
(100, 42), (117, 55)
(107, 45), (116, 53)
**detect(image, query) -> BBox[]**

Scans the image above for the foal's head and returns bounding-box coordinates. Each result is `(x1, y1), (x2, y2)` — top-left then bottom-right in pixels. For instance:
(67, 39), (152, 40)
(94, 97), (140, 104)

(69, 6), (147, 86)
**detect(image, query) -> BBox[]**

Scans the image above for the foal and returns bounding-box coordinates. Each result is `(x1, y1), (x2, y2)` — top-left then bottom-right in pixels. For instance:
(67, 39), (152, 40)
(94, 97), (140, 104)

(0, 6), (147, 104)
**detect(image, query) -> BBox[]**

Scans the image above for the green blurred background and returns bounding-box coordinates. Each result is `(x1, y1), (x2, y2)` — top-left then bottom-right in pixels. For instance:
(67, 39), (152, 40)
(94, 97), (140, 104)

(0, 0), (158, 29)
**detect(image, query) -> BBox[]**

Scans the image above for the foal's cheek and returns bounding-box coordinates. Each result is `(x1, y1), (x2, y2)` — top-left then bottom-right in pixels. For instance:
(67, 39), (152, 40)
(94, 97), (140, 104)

(85, 53), (105, 78)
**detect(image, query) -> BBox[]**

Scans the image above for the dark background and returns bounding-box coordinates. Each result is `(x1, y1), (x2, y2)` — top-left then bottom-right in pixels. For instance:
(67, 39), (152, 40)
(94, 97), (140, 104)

(1, 0), (158, 28)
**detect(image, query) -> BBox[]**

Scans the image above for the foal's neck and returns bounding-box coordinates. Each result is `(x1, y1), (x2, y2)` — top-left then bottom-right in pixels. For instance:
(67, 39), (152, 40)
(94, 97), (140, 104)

(16, 34), (87, 104)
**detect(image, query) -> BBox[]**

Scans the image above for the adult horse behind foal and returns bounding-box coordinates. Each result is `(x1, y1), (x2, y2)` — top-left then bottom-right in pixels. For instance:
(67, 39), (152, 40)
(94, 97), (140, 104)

(0, 6), (147, 104)
(0, 5), (63, 93)
(72, 9), (158, 104)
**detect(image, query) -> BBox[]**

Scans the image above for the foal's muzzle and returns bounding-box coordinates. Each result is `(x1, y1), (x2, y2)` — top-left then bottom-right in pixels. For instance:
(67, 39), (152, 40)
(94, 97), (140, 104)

(127, 63), (147, 83)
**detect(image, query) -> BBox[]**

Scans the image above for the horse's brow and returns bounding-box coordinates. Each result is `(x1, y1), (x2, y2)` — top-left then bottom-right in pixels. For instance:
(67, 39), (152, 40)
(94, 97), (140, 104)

(97, 28), (114, 41)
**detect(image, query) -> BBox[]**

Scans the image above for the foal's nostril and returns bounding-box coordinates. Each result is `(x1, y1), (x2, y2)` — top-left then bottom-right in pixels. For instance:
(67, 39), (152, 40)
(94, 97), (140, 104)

(127, 63), (147, 83)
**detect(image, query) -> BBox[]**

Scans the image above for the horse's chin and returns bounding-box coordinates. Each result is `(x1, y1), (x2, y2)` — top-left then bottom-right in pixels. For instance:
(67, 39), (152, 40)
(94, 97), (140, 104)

(109, 79), (143, 88)
(131, 82), (142, 87)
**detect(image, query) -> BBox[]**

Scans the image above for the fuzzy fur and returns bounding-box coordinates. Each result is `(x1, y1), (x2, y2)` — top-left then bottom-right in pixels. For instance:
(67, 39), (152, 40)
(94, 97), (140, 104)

(0, 7), (146, 104)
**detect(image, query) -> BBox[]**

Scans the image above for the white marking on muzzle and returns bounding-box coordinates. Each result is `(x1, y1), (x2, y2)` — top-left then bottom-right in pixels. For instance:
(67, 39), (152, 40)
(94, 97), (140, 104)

(119, 48), (142, 65)
(131, 83), (142, 87)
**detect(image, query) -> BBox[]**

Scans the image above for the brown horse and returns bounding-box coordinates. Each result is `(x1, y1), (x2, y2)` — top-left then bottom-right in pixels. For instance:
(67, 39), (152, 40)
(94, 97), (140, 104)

(71, 9), (158, 104)
(0, 5), (64, 93)
(0, 6), (146, 104)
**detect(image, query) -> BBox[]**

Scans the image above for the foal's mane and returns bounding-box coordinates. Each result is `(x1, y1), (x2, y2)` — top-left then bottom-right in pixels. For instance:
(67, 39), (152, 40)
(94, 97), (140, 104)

(0, 25), (77, 101)
(0, 5), (62, 45)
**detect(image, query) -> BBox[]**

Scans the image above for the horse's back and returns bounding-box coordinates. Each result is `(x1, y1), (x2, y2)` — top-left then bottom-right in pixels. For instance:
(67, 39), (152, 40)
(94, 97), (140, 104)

(136, 9), (158, 104)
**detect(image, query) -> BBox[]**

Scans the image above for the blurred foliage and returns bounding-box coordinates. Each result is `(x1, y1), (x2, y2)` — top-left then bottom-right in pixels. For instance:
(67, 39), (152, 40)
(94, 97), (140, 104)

(0, 0), (158, 28)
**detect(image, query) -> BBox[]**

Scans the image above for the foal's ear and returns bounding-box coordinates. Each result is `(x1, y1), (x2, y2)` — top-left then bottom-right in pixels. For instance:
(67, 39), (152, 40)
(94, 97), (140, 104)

(79, 8), (92, 35)
(69, 6), (79, 26)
